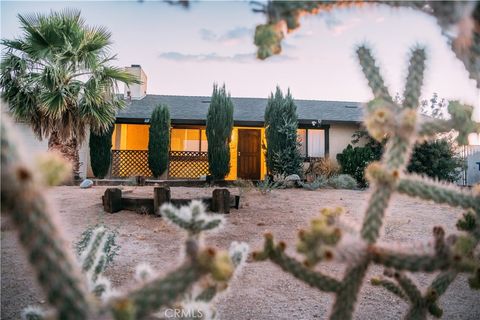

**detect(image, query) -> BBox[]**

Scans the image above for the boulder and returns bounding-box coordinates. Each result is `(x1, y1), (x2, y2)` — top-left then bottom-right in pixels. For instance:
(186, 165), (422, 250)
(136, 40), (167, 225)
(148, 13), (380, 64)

(80, 179), (93, 189)
(284, 174), (301, 188)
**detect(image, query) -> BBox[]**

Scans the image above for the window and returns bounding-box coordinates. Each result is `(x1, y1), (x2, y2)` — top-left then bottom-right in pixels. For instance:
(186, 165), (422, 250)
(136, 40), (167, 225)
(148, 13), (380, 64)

(170, 128), (208, 152)
(297, 129), (325, 158)
(298, 129), (307, 157)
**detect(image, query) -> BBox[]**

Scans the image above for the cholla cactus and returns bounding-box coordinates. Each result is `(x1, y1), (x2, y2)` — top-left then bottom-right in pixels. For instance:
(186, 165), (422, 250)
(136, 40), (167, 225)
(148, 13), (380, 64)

(253, 45), (480, 320)
(1, 120), (248, 320)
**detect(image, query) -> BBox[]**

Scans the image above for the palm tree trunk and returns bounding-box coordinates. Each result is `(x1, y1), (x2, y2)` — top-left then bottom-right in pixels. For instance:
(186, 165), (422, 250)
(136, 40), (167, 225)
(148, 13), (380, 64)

(48, 131), (81, 180)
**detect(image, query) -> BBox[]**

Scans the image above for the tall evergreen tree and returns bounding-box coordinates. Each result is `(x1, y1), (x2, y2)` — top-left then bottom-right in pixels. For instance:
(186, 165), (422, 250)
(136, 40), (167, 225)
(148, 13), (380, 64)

(148, 104), (170, 178)
(89, 126), (114, 179)
(206, 84), (234, 180)
(264, 86), (302, 176)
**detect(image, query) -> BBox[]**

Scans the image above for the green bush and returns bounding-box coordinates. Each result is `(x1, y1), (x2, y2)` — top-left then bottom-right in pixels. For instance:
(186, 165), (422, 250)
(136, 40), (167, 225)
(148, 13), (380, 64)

(148, 104), (170, 178)
(89, 126), (114, 179)
(407, 139), (463, 182)
(338, 129), (462, 185)
(336, 144), (380, 187)
(264, 87), (302, 176)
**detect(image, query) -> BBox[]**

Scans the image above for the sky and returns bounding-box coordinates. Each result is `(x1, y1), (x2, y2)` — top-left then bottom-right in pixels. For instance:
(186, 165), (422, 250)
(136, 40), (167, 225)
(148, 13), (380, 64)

(1, 1), (479, 126)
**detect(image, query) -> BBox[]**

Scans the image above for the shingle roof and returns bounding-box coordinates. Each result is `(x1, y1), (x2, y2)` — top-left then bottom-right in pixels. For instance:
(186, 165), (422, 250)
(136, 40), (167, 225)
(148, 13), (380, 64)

(116, 94), (364, 125)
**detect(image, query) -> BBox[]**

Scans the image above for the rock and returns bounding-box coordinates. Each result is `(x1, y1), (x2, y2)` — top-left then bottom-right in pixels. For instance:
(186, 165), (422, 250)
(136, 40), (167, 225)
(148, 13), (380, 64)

(284, 174), (301, 187)
(80, 179), (93, 189)
(285, 174), (301, 181)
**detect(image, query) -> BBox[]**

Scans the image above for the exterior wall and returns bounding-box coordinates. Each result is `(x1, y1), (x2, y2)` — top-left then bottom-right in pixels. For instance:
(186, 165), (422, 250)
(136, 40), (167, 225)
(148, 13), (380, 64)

(111, 124), (267, 180)
(328, 123), (361, 161)
(110, 122), (361, 179)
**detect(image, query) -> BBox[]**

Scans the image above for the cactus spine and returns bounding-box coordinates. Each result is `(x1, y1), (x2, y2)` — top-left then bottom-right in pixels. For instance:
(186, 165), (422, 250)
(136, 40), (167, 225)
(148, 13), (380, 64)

(253, 45), (480, 320)
(1, 118), (248, 319)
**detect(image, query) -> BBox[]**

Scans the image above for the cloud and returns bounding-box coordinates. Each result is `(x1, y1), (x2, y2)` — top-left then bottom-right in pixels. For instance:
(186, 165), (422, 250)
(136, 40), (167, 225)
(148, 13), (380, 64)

(159, 51), (255, 63)
(158, 51), (296, 63)
(330, 17), (362, 36)
(199, 27), (252, 45)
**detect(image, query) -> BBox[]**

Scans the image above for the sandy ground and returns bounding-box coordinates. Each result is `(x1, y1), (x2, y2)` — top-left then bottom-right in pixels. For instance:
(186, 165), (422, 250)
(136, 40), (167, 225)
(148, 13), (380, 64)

(1, 186), (479, 320)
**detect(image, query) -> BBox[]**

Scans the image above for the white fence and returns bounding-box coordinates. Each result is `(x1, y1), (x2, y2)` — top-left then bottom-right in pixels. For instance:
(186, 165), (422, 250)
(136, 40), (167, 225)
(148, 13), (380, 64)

(458, 145), (480, 186)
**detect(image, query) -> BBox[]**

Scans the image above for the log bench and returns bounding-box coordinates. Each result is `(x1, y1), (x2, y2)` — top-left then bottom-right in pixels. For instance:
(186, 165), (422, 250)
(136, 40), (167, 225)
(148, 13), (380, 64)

(102, 187), (239, 215)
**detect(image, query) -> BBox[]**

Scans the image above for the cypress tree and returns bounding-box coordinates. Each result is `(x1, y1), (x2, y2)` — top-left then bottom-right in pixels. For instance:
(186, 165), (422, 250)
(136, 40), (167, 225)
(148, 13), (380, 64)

(264, 86), (302, 176)
(148, 104), (171, 178)
(89, 126), (114, 179)
(206, 84), (234, 180)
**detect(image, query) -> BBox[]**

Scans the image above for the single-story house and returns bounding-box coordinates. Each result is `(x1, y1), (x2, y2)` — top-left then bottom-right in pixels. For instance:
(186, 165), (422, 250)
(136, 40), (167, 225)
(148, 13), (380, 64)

(105, 65), (364, 180)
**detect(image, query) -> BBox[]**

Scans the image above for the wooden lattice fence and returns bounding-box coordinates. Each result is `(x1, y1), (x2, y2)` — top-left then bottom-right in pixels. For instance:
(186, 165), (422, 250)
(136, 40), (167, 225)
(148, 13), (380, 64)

(111, 150), (152, 177)
(168, 151), (209, 179)
(110, 150), (210, 179)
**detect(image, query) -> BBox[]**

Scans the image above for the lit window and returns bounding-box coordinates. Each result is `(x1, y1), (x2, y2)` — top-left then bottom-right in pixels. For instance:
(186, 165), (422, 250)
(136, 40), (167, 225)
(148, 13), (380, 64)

(297, 129), (325, 158)
(170, 128), (208, 152)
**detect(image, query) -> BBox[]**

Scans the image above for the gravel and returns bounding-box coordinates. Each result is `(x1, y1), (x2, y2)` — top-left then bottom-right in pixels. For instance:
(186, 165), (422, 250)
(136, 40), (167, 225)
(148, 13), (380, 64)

(1, 186), (479, 319)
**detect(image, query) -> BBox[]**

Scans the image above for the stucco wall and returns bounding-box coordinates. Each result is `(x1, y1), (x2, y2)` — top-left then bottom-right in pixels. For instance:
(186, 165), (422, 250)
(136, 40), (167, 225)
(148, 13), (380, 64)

(328, 123), (361, 161)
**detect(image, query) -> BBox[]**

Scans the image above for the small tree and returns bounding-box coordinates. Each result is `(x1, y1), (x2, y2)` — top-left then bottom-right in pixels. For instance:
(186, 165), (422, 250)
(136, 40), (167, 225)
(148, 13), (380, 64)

(206, 84), (234, 180)
(89, 126), (114, 179)
(408, 139), (463, 182)
(264, 87), (302, 176)
(148, 104), (170, 178)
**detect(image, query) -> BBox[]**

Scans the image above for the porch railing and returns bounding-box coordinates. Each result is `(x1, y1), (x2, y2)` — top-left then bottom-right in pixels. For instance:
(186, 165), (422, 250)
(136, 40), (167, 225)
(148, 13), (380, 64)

(111, 150), (152, 177)
(110, 150), (209, 179)
(168, 151), (209, 179)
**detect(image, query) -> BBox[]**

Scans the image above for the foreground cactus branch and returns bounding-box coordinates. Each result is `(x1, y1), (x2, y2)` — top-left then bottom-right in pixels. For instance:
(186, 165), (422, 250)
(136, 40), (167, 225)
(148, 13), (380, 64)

(253, 45), (480, 320)
(1, 119), (248, 319)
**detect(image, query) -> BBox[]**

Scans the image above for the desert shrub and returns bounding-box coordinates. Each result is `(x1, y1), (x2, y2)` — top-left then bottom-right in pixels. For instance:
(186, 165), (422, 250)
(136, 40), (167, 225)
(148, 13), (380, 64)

(206, 84), (234, 180)
(305, 158), (340, 178)
(148, 104), (170, 178)
(264, 87), (302, 176)
(327, 174), (357, 189)
(89, 126), (114, 179)
(299, 175), (328, 190)
(407, 139), (463, 182)
(256, 177), (281, 194)
(234, 178), (255, 197)
(336, 144), (380, 187)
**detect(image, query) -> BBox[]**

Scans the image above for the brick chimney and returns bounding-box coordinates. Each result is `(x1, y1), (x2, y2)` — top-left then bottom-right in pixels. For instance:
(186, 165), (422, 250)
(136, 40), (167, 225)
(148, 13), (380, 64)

(124, 64), (147, 100)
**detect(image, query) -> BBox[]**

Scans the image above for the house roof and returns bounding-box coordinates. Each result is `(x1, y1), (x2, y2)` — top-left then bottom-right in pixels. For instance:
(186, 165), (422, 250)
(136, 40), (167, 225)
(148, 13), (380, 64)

(116, 94), (364, 126)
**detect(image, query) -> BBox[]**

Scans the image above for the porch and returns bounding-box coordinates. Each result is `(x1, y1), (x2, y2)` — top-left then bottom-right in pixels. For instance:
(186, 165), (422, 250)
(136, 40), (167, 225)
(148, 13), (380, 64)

(109, 123), (328, 180)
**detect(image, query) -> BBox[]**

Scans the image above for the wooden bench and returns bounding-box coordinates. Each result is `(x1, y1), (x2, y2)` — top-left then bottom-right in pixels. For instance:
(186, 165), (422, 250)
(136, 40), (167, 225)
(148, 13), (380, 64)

(102, 187), (239, 215)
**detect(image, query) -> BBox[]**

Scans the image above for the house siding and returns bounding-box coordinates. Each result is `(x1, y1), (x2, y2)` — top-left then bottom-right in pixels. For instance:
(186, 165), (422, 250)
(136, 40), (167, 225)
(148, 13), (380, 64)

(328, 123), (362, 161)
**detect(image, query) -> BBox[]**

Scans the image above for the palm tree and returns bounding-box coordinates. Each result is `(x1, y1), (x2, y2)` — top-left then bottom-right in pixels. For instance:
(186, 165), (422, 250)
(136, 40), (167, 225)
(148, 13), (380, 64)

(0, 9), (139, 178)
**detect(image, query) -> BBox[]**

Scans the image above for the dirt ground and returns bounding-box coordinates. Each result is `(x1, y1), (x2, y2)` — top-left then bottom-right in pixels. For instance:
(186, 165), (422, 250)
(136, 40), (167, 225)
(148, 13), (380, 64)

(1, 186), (479, 320)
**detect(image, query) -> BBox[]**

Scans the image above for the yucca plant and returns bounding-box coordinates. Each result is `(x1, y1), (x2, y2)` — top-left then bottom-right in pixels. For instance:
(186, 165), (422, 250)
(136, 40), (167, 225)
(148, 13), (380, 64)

(0, 9), (139, 178)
